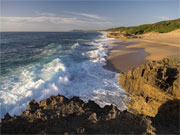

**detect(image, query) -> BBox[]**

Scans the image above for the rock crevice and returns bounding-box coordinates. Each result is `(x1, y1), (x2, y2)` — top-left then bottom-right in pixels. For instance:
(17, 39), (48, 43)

(1, 95), (154, 134)
(120, 58), (180, 117)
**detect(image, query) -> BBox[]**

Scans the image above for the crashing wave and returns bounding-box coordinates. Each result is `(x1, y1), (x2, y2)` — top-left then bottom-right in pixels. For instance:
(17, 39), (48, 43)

(0, 32), (128, 118)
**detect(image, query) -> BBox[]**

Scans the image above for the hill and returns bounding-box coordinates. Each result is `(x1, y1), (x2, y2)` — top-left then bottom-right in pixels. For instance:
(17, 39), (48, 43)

(106, 18), (180, 35)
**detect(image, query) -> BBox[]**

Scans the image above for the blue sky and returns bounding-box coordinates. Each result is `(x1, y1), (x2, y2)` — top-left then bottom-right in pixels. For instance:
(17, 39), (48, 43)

(0, 0), (179, 31)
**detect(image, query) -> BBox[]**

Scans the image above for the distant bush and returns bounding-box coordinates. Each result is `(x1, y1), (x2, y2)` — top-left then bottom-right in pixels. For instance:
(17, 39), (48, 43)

(106, 18), (180, 35)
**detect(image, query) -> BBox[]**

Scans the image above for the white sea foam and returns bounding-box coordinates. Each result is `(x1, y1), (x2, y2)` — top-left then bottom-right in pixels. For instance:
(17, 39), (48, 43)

(0, 33), (129, 118)
(40, 59), (66, 80)
(71, 42), (80, 49)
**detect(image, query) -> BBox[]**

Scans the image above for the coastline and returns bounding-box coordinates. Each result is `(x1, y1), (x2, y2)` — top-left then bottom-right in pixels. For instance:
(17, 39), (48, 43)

(104, 30), (180, 118)
(1, 32), (179, 135)
(125, 38), (180, 61)
(103, 32), (180, 134)
(104, 41), (148, 73)
(105, 30), (180, 73)
(0, 32), (129, 118)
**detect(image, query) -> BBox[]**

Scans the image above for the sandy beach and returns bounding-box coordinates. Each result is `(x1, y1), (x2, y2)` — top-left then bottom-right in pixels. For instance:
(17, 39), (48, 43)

(105, 29), (180, 73)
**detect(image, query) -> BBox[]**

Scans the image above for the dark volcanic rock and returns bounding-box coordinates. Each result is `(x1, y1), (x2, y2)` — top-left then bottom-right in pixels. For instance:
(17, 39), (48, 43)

(0, 95), (154, 134)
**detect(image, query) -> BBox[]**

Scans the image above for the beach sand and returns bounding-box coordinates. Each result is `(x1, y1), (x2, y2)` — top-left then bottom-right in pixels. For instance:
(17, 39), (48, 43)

(105, 30), (180, 73)
(104, 41), (148, 73)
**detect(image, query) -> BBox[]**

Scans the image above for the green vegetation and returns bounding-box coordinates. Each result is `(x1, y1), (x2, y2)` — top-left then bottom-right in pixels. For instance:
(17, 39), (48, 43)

(106, 18), (180, 35)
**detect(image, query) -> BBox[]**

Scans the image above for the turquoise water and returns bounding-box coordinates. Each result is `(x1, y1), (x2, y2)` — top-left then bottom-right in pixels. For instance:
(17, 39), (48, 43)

(0, 32), (129, 118)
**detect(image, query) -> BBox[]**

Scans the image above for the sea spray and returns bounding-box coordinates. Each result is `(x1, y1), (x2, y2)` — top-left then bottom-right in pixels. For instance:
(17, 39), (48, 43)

(0, 32), (129, 118)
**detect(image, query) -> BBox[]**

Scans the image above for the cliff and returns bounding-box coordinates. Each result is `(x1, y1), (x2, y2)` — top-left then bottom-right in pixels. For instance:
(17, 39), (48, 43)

(120, 58), (180, 117)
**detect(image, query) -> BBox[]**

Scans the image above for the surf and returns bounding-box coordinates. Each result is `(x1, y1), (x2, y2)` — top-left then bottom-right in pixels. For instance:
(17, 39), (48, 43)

(0, 32), (129, 118)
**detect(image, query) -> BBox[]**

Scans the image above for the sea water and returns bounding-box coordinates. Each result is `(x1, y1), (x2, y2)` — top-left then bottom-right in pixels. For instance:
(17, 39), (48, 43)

(0, 32), (129, 118)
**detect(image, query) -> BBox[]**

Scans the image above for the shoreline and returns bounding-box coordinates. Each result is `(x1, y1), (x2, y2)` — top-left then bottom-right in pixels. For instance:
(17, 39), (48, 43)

(0, 32), (129, 119)
(104, 40), (149, 73)
(104, 30), (180, 73)
(125, 38), (180, 61)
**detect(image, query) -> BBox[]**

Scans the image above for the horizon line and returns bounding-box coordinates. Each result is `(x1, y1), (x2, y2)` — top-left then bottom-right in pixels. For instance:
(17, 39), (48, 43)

(0, 30), (99, 32)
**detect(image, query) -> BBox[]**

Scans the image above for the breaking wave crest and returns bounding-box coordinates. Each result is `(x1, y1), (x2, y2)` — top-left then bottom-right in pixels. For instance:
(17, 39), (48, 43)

(0, 32), (129, 118)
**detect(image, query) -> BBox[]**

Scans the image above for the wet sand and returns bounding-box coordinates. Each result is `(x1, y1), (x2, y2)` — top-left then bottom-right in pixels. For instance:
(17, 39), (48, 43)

(105, 30), (180, 73)
(104, 41), (149, 73)
(126, 38), (180, 61)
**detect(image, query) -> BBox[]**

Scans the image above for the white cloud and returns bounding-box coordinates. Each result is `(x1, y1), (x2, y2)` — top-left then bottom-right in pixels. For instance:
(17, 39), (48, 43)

(76, 13), (101, 20)
(0, 12), (113, 31)
(0, 16), (84, 24)
(66, 11), (102, 20)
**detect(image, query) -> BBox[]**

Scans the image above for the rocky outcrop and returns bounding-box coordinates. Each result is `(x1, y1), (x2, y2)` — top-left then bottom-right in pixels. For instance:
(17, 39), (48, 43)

(120, 58), (180, 117)
(106, 32), (140, 39)
(0, 95), (154, 134)
(152, 99), (180, 134)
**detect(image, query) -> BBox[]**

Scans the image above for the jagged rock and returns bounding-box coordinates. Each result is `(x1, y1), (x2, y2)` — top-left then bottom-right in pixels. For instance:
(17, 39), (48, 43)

(88, 113), (97, 123)
(3, 113), (12, 120)
(83, 100), (102, 114)
(22, 110), (30, 117)
(39, 95), (68, 109)
(120, 58), (180, 117)
(28, 100), (39, 113)
(0, 94), (155, 134)
(106, 32), (138, 39)
(103, 105), (119, 120)
(70, 96), (84, 105)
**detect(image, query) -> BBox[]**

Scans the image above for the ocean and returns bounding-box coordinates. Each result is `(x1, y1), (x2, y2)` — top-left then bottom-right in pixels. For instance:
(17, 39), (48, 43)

(0, 32), (129, 118)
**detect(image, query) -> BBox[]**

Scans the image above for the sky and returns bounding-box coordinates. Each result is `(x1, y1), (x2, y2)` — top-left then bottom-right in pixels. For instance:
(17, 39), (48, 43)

(0, 0), (179, 31)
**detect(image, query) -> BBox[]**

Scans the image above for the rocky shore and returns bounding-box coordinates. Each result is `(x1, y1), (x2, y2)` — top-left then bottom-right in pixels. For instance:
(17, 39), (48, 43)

(107, 32), (140, 40)
(120, 58), (180, 117)
(1, 95), (154, 134)
(120, 58), (180, 134)
(1, 58), (179, 134)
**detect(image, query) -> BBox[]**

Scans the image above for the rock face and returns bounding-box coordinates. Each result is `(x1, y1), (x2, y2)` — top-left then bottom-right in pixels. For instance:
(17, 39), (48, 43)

(106, 32), (140, 39)
(1, 95), (154, 134)
(120, 58), (180, 117)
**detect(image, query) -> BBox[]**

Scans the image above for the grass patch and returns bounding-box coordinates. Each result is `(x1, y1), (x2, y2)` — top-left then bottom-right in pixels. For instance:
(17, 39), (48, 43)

(106, 18), (180, 35)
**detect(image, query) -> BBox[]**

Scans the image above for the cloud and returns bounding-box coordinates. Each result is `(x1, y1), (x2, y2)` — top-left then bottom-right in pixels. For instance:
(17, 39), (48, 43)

(75, 13), (101, 20)
(0, 16), (84, 24)
(154, 16), (170, 20)
(66, 11), (102, 20)
(0, 12), (113, 31)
